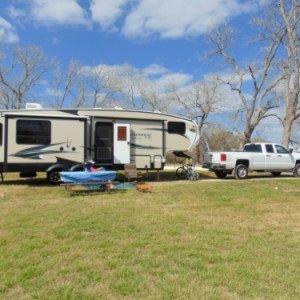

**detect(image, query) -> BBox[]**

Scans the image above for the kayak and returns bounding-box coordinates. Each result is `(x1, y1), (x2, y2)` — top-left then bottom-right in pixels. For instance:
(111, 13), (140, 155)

(60, 170), (117, 183)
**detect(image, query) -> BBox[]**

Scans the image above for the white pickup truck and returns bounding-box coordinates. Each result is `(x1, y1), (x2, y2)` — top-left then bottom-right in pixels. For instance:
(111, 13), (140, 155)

(202, 143), (300, 179)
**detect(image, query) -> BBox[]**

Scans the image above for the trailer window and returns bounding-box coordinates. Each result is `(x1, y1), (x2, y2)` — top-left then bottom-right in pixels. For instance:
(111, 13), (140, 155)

(168, 122), (185, 135)
(0, 123), (2, 145)
(243, 144), (262, 152)
(117, 126), (127, 141)
(17, 120), (51, 145)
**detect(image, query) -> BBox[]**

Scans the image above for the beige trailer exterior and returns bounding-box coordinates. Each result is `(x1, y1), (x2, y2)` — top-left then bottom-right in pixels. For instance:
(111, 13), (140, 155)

(0, 108), (199, 183)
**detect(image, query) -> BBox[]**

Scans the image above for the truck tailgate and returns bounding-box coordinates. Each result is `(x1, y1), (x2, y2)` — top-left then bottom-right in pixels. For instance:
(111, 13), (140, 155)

(203, 152), (221, 164)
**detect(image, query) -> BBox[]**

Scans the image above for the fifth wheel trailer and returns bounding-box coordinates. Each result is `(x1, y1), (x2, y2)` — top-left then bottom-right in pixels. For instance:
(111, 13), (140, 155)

(0, 107), (200, 183)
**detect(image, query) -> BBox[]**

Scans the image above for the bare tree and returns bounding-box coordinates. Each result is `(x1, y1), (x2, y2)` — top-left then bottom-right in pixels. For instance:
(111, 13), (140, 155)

(209, 25), (284, 146)
(138, 80), (170, 112)
(53, 60), (82, 108)
(113, 64), (145, 109)
(278, 0), (300, 146)
(171, 78), (222, 134)
(169, 79), (222, 163)
(0, 45), (53, 109)
(204, 126), (244, 151)
(87, 66), (117, 108)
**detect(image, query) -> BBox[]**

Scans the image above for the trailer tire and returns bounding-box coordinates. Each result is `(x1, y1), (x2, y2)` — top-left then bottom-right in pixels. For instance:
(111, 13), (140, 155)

(293, 164), (300, 177)
(234, 164), (248, 180)
(47, 169), (62, 184)
(271, 172), (281, 176)
(214, 170), (227, 179)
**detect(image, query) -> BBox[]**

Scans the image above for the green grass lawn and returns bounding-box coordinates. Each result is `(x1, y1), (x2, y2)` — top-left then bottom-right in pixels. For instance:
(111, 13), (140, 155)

(0, 173), (299, 299)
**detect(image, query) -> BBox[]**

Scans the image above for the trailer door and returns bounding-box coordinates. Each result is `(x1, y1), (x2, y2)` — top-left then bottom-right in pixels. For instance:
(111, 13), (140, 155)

(114, 124), (130, 164)
(94, 122), (114, 164)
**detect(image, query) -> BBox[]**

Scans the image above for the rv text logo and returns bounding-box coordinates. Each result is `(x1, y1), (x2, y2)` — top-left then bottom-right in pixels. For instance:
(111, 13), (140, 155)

(131, 133), (152, 140)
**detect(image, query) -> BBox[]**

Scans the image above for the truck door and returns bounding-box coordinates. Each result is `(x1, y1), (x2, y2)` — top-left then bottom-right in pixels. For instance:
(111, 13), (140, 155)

(245, 144), (265, 170)
(265, 144), (278, 169)
(114, 124), (130, 164)
(274, 144), (294, 169)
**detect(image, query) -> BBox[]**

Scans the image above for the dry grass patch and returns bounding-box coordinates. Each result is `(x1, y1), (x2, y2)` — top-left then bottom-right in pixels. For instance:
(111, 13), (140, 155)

(0, 174), (299, 299)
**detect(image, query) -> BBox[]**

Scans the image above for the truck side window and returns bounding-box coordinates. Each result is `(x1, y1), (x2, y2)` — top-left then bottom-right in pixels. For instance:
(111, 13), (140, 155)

(0, 123), (2, 145)
(17, 120), (51, 145)
(275, 145), (289, 154)
(168, 122), (185, 135)
(265, 144), (274, 153)
(243, 144), (262, 152)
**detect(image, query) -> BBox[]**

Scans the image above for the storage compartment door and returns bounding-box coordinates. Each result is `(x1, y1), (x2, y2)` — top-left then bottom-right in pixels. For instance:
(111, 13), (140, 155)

(114, 124), (130, 164)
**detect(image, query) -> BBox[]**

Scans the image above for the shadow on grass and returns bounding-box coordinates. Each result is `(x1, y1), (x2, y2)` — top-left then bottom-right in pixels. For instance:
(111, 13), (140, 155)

(0, 170), (296, 187)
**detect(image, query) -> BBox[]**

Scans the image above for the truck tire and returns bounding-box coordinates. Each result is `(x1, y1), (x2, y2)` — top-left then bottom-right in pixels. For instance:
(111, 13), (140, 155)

(47, 169), (62, 184)
(214, 170), (227, 178)
(234, 164), (248, 180)
(271, 172), (281, 177)
(293, 164), (300, 177)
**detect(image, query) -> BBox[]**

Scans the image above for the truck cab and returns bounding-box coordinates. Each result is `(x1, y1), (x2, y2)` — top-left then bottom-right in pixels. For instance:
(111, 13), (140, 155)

(243, 143), (295, 170)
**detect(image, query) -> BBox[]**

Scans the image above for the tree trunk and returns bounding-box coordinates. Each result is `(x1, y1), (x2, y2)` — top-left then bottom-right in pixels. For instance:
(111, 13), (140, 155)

(282, 100), (297, 147)
(282, 116), (294, 147)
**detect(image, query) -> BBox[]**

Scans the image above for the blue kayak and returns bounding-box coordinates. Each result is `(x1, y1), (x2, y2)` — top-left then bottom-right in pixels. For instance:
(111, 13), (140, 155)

(60, 170), (117, 183)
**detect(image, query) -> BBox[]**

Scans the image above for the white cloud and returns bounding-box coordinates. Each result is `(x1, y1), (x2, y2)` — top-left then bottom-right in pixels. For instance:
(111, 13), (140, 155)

(142, 64), (169, 77)
(45, 87), (62, 97)
(90, 0), (129, 28)
(122, 0), (255, 39)
(155, 73), (193, 88)
(0, 17), (19, 43)
(29, 0), (90, 27)
(7, 6), (26, 19)
(80, 62), (193, 98)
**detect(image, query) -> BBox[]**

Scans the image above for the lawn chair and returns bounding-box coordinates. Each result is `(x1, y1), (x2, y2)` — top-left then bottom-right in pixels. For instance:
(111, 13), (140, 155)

(124, 164), (144, 181)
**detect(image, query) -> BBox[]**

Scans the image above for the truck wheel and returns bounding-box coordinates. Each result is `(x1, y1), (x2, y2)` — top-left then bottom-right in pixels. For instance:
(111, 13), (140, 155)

(214, 170), (227, 178)
(234, 164), (248, 180)
(271, 172), (281, 177)
(293, 164), (300, 177)
(47, 169), (62, 184)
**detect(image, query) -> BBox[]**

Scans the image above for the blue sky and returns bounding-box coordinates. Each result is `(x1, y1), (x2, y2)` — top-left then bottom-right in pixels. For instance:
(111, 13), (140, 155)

(0, 0), (267, 76)
(0, 0), (283, 141)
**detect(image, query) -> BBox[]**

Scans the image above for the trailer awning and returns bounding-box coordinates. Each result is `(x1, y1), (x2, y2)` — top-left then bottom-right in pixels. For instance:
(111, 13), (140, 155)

(2, 113), (88, 121)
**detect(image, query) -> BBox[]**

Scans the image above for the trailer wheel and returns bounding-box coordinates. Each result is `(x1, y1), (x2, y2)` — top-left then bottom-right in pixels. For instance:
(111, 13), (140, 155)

(47, 169), (62, 184)
(234, 164), (248, 180)
(271, 172), (281, 177)
(214, 170), (227, 178)
(293, 164), (300, 177)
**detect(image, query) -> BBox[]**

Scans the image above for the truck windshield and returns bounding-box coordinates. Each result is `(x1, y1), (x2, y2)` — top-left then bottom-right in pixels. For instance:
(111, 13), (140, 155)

(243, 144), (262, 152)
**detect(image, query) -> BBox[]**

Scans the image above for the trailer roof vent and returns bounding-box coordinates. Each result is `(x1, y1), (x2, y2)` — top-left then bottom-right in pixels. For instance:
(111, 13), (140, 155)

(25, 102), (43, 110)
